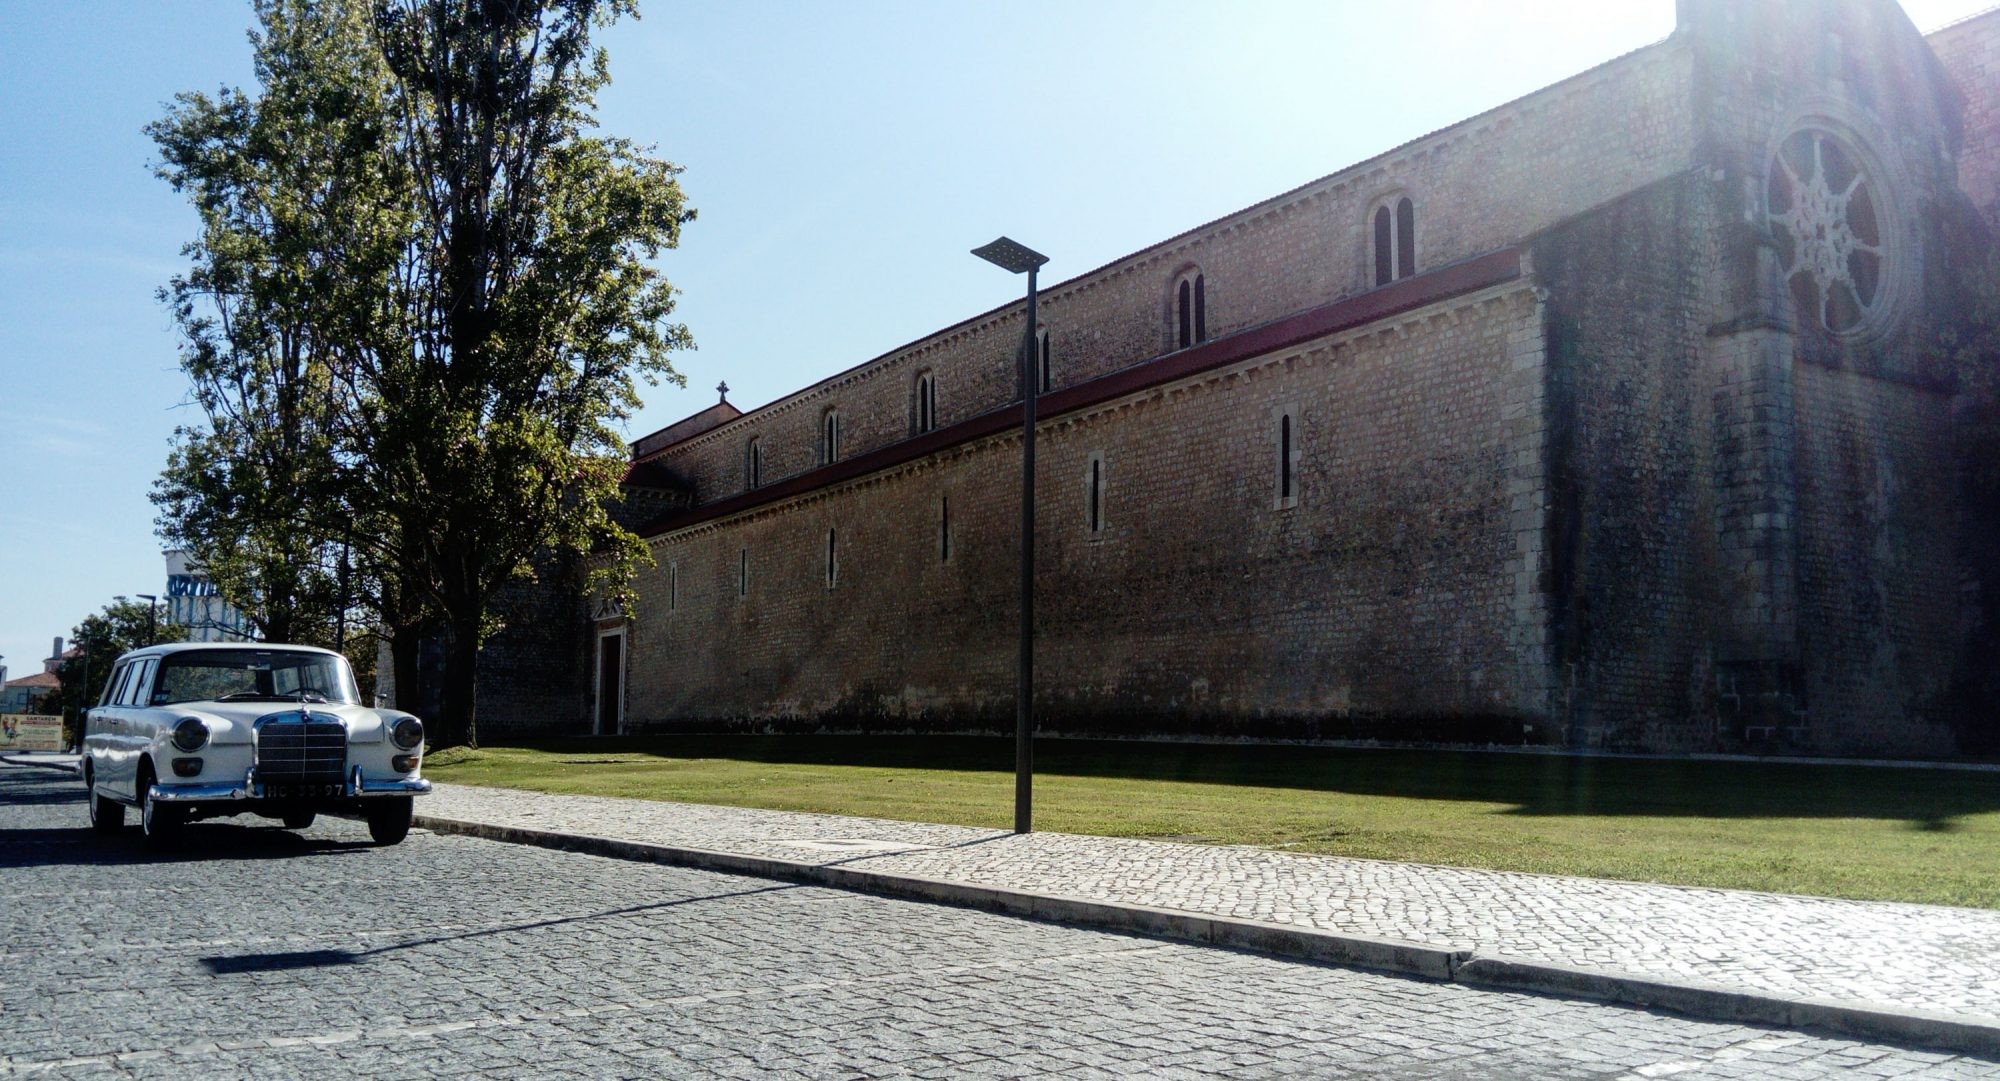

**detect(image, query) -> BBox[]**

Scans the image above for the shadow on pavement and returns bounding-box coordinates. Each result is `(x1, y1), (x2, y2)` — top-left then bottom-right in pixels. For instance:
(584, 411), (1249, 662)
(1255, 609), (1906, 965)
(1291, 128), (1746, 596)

(821, 831), (1011, 868)
(0, 785), (87, 806)
(1, 767), (378, 867)
(0, 824), (377, 868)
(199, 884), (796, 974)
(203, 949), (361, 974)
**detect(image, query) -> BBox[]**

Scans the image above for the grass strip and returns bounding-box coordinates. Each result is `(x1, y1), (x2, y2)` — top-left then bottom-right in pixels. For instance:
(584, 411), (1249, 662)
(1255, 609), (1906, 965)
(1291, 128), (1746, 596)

(424, 735), (2000, 909)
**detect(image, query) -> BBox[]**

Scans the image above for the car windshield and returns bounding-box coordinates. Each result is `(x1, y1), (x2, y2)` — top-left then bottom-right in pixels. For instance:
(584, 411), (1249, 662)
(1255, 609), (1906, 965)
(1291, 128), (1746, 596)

(151, 649), (360, 706)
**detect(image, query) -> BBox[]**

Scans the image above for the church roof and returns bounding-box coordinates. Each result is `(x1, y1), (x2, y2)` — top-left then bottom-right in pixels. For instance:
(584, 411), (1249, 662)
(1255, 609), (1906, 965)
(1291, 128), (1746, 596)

(631, 401), (743, 460)
(620, 458), (694, 492)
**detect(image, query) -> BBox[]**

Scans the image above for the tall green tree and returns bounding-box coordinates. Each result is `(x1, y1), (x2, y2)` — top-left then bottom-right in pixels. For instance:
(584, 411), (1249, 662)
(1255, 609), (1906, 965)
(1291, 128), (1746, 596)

(153, 0), (694, 748)
(150, 0), (412, 647)
(360, 0), (693, 747)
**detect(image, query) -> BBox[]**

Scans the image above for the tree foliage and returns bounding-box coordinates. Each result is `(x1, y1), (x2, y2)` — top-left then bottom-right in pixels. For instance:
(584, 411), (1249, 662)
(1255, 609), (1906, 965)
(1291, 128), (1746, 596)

(151, 0), (692, 748)
(365, 0), (692, 748)
(150, 0), (410, 647)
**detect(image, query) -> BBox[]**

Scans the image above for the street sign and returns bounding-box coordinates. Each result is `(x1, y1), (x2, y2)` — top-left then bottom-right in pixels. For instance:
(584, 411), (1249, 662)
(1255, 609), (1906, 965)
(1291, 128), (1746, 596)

(0, 715), (65, 752)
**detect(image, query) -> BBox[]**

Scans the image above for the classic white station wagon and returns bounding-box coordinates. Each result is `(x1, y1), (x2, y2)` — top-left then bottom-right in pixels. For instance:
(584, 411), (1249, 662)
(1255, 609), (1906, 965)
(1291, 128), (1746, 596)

(82, 643), (430, 845)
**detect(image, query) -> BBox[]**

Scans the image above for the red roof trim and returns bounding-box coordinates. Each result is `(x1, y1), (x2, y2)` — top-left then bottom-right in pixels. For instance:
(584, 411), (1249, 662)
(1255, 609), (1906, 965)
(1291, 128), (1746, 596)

(637, 248), (1522, 539)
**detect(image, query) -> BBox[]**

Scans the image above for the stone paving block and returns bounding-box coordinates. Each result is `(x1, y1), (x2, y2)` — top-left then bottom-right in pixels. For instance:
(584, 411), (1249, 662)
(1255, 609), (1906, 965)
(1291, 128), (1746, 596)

(420, 783), (2000, 1030)
(7, 766), (2000, 1079)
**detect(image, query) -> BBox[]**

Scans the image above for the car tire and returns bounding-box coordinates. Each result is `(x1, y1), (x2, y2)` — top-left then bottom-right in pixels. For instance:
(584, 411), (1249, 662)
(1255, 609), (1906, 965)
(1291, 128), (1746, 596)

(138, 768), (182, 846)
(282, 811), (316, 830)
(365, 797), (413, 846)
(86, 769), (124, 835)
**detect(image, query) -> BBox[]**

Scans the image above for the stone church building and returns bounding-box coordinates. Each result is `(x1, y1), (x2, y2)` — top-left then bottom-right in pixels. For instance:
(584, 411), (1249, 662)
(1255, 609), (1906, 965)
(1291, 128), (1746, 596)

(483, 0), (2000, 758)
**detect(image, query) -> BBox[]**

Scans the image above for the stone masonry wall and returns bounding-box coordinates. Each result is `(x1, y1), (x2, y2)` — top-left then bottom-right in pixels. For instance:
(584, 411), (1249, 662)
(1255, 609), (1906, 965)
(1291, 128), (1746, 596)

(1532, 174), (1719, 753)
(473, 562), (592, 738)
(573, 0), (1986, 757)
(1682, 0), (1973, 754)
(1791, 365), (1961, 756)
(1929, 9), (2000, 229)
(633, 38), (1693, 515)
(626, 284), (1550, 741)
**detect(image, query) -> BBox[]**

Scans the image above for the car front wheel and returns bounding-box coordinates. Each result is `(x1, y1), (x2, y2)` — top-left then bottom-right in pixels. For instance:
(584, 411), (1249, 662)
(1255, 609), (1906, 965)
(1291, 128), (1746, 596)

(138, 771), (182, 846)
(365, 797), (413, 846)
(86, 771), (124, 835)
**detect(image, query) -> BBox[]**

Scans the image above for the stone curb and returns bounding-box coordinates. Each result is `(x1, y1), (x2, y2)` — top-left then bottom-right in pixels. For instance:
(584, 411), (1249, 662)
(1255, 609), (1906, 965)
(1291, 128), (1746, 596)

(0, 754), (80, 775)
(1454, 957), (2000, 1059)
(413, 813), (2000, 1060)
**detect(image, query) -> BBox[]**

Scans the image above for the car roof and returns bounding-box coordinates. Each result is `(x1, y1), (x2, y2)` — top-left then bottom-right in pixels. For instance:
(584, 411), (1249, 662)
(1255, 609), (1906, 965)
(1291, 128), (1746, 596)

(111, 642), (344, 663)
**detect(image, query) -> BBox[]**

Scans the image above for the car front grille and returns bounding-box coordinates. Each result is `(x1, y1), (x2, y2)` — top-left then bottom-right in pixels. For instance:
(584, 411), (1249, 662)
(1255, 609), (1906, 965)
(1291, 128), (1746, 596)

(256, 715), (347, 785)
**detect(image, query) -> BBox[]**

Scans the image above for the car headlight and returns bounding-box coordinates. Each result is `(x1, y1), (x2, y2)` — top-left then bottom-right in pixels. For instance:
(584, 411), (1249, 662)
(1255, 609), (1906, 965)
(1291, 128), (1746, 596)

(390, 716), (425, 750)
(171, 717), (210, 752)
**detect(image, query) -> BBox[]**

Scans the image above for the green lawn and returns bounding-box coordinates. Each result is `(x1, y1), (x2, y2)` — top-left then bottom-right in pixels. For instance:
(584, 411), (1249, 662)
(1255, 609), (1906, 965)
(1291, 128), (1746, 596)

(423, 735), (2000, 909)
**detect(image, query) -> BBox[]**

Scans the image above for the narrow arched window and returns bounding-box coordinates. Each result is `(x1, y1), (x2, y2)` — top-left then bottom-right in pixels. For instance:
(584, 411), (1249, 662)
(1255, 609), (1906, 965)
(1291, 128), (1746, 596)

(1374, 196), (1418, 286)
(737, 547), (749, 598)
(1397, 198), (1416, 279)
(669, 562), (679, 610)
(1178, 279), (1193, 348)
(1174, 270), (1208, 349)
(1274, 404), (1301, 510)
(746, 437), (762, 489)
(825, 528), (838, 589)
(1085, 452), (1106, 534)
(939, 494), (952, 563)
(1280, 414), (1293, 501)
(913, 371), (937, 434)
(1374, 207), (1394, 287)
(821, 408), (840, 464)
(1037, 329), (1053, 393)
(1090, 458), (1102, 531)
(1194, 275), (1207, 341)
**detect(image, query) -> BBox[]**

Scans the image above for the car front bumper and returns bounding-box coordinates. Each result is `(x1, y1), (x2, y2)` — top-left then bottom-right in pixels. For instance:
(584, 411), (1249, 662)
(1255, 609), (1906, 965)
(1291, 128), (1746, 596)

(150, 765), (431, 804)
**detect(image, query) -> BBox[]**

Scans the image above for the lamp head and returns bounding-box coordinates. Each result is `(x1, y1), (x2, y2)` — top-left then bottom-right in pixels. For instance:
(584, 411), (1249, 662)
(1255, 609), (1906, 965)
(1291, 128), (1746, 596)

(971, 237), (1048, 275)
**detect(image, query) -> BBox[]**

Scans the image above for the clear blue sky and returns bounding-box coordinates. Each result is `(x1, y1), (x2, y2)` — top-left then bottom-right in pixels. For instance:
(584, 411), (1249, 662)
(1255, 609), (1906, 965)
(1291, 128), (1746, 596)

(0, 0), (1989, 680)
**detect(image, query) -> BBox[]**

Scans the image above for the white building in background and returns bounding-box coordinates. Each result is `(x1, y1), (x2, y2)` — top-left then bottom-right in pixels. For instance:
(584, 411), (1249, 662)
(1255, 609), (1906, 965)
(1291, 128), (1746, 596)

(164, 550), (253, 642)
(1, 638), (65, 713)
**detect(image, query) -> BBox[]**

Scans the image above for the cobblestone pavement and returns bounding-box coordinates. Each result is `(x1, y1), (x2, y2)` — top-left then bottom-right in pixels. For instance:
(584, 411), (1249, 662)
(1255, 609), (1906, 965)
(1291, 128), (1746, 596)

(421, 783), (2000, 1025)
(6, 767), (1997, 1079)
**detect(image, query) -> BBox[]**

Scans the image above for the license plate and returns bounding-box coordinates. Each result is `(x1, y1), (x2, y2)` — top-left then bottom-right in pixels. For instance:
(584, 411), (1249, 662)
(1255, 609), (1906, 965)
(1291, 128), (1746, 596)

(263, 783), (344, 800)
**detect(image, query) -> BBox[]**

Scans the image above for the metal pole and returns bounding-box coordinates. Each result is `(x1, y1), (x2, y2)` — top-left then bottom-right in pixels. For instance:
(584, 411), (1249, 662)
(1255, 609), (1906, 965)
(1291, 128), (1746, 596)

(73, 637), (92, 754)
(1016, 267), (1038, 835)
(335, 531), (351, 654)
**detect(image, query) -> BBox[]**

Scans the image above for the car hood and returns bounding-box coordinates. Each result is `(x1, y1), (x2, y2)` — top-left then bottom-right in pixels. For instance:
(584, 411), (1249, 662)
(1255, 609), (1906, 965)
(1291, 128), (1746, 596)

(167, 701), (404, 746)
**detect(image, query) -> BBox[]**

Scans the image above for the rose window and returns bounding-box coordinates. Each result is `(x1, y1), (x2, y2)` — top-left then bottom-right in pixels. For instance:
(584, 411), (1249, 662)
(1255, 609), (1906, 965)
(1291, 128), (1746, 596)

(1766, 130), (1885, 336)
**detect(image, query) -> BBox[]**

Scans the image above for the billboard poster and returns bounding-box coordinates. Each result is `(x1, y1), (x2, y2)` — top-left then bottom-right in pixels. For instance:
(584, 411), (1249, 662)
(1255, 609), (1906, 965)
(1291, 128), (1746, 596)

(0, 714), (65, 752)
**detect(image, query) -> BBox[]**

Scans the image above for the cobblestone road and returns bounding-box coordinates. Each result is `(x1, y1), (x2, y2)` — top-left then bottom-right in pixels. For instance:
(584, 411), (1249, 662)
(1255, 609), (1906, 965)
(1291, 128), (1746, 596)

(5, 767), (1994, 1079)
(423, 783), (2000, 1024)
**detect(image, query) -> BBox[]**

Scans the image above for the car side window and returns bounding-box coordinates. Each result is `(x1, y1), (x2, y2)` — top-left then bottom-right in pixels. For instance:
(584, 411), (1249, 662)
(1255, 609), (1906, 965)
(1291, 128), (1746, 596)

(100, 663), (130, 707)
(125, 659), (157, 706)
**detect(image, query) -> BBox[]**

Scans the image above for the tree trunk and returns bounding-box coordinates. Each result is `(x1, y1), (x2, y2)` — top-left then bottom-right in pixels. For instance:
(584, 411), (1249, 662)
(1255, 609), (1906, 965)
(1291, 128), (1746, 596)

(434, 613), (481, 749)
(389, 623), (422, 716)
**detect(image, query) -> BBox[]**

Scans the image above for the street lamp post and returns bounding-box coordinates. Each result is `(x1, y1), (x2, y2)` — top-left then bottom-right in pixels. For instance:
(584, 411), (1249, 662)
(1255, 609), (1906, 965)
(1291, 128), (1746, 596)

(73, 637), (92, 754)
(971, 236), (1049, 835)
(136, 595), (159, 646)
